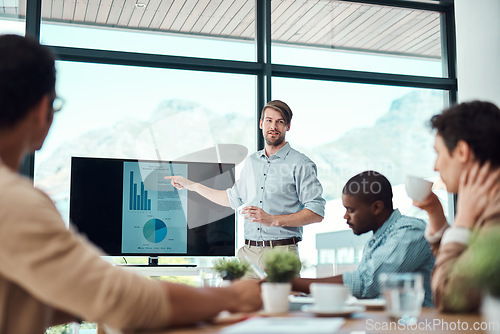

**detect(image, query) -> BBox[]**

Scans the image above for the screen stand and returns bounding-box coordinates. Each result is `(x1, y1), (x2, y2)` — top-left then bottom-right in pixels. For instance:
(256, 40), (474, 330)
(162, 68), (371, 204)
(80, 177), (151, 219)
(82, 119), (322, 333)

(118, 256), (197, 267)
(146, 257), (197, 267)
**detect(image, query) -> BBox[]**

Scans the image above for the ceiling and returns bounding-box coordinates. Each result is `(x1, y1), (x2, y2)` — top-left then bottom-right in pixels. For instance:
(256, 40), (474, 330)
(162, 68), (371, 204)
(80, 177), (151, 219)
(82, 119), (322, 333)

(2, 0), (442, 59)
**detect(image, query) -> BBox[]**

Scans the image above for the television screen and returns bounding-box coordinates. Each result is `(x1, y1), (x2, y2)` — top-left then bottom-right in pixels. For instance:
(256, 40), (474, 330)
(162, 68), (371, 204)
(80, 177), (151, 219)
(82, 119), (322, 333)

(69, 157), (236, 257)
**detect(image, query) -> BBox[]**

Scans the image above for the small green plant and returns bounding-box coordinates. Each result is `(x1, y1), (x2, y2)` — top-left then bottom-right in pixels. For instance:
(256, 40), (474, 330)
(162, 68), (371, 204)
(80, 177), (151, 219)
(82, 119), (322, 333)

(263, 249), (301, 283)
(212, 258), (249, 281)
(459, 227), (500, 298)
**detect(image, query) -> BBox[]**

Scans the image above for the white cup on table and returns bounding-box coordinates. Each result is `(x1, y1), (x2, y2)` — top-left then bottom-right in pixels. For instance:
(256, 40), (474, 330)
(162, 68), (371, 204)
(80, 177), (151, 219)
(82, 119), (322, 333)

(310, 283), (350, 311)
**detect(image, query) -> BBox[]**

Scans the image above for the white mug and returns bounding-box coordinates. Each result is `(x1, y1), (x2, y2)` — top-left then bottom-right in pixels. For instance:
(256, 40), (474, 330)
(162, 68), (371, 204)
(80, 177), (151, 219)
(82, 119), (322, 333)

(310, 283), (350, 311)
(405, 175), (432, 202)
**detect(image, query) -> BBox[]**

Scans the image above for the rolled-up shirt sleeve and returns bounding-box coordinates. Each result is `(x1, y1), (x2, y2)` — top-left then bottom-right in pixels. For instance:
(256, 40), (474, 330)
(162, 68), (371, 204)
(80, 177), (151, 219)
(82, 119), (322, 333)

(226, 158), (253, 210)
(424, 223), (449, 244)
(441, 227), (471, 245)
(342, 270), (362, 297)
(226, 186), (243, 210)
(295, 159), (326, 217)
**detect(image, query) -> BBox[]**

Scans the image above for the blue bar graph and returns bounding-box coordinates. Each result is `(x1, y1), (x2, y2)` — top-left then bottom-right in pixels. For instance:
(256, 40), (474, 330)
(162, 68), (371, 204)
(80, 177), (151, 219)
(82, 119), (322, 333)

(141, 183), (145, 209)
(129, 171), (133, 210)
(129, 171), (151, 211)
(133, 184), (137, 210)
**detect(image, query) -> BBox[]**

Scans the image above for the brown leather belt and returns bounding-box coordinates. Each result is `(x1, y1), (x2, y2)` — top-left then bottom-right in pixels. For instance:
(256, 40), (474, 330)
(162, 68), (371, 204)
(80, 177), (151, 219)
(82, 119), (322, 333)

(245, 237), (301, 247)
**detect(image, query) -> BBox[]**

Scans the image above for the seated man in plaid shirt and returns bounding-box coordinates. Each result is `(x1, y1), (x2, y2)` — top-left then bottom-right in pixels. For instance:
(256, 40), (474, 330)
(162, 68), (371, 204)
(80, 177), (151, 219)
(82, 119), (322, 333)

(293, 170), (435, 307)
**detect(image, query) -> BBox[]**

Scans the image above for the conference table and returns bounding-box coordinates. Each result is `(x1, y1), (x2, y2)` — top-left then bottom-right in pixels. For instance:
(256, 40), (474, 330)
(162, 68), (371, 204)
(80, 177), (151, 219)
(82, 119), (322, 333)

(110, 307), (488, 334)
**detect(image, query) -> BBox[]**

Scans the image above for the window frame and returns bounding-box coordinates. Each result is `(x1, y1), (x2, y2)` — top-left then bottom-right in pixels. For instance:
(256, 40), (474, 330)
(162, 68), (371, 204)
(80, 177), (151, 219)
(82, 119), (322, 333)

(20, 0), (457, 218)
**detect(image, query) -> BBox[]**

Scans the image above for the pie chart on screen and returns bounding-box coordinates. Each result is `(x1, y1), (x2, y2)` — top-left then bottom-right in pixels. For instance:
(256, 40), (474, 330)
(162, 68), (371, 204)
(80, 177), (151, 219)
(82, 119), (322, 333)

(143, 218), (167, 243)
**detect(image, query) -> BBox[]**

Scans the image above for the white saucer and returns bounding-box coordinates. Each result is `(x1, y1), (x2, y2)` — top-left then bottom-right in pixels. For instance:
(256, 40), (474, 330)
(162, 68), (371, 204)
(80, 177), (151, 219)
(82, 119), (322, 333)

(301, 304), (366, 316)
(346, 297), (386, 310)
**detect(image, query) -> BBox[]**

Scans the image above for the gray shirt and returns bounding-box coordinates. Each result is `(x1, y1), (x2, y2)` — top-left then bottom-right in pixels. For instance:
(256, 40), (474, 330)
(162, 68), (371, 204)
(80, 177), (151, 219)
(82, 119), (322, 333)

(226, 143), (326, 241)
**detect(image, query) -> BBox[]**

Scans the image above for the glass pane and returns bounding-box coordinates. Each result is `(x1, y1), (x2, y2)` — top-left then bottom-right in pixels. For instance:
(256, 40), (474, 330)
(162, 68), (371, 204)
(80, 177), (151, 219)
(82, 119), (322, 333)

(40, 0), (255, 61)
(34, 61), (256, 228)
(272, 77), (449, 276)
(271, 0), (444, 77)
(0, 0), (25, 35)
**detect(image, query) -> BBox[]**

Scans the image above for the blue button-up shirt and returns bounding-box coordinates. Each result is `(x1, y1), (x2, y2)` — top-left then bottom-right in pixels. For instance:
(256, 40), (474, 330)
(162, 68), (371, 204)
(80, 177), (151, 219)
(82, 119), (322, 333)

(226, 143), (325, 241)
(342, 209), (435, 307)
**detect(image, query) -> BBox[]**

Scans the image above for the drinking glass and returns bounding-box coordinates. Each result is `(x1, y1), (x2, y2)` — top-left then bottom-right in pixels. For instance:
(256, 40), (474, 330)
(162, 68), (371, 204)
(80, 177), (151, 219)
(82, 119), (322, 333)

(379, 273), (424, 324)
(200, 270), (222, 287)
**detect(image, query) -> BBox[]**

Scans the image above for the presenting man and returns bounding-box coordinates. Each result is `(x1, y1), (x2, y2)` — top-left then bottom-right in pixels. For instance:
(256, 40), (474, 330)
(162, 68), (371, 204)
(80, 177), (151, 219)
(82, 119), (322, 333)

(166, 100), (326, 273)
(0, 34), (261, 334)
(292, 171), (435, 307)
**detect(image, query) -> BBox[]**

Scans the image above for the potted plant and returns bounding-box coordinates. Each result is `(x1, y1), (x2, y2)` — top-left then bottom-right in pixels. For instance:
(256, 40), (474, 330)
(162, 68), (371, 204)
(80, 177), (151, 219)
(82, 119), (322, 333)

(455, 227), (500, 333)
(212, 258), (249, 285)
(261, 249), (302, 314)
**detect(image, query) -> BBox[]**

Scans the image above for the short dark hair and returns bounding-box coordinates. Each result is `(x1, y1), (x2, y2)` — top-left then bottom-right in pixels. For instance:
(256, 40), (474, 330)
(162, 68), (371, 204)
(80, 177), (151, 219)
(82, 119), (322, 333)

(0, 34), (56, 130)
(431, 101), (500, 167)
(261, 100), (293, 125)
(342, 170), (393, 211)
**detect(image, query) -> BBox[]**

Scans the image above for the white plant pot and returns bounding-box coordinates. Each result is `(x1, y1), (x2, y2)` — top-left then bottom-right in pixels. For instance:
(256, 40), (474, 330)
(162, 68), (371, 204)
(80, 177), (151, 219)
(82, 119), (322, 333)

(482, 294), (500, 334)
(220, 279), (231, 287)
(261, 282), (291, 314)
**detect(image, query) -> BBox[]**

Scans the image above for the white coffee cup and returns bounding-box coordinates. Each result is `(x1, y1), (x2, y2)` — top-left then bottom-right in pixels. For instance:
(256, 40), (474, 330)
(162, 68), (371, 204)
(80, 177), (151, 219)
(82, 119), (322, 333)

(405, 175), (433, 202)
(310, 283), (350, 311)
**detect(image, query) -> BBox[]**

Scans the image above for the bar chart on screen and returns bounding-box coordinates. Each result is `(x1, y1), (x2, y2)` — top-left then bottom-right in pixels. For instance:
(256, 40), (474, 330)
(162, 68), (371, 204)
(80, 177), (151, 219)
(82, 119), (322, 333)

(129, 171), (152, 211)
(121, 161), (188, 254)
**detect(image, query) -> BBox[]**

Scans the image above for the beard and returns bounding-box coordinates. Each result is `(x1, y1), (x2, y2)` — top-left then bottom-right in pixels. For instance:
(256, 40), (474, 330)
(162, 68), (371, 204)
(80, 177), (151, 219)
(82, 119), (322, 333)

(265, 131), (285, 147)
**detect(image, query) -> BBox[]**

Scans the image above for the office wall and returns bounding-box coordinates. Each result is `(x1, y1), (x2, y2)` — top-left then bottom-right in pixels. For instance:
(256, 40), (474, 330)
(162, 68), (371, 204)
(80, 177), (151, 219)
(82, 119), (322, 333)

(455, 0), (500, 106)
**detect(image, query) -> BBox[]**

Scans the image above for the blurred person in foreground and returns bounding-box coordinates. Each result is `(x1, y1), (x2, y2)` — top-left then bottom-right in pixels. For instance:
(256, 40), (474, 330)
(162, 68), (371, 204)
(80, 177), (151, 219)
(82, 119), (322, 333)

(0, 34), (261, 334)
(414, 100), (500, 312)
(292, 171), (435, 307)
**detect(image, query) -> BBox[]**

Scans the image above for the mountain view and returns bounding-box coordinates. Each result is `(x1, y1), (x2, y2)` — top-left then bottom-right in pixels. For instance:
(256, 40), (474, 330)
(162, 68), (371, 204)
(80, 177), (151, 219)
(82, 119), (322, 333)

(296, 89), (443, 200)
(36, 89), (443, 219)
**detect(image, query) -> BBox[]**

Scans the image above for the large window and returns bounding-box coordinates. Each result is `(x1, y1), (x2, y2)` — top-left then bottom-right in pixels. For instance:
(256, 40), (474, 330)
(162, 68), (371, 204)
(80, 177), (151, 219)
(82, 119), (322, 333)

(0, 0), (25, 35)
(273, 78), (450, 274)
(271, 0), (444, 77)
(21, 0), (456, 279)
(40, 0), (256, 61)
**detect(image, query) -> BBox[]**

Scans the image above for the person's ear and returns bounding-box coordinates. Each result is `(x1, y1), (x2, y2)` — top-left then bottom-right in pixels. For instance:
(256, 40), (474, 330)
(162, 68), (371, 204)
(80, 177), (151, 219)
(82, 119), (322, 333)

(372, 200), (384, 216)
(455, 140), (472, 163)
(286, 123), (291, 131)
(31, 94), (51, 126)
(259, 118), (263, 129)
